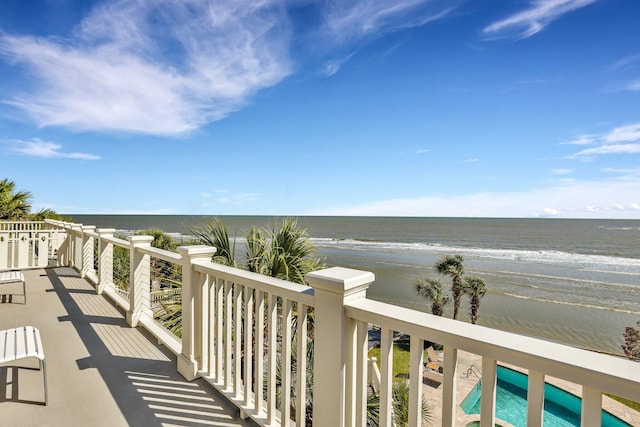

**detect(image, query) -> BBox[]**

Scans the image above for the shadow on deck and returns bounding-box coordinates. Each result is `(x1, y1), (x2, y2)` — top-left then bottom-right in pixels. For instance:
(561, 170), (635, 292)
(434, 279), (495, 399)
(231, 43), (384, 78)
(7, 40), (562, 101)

(0, 267), (257, 427)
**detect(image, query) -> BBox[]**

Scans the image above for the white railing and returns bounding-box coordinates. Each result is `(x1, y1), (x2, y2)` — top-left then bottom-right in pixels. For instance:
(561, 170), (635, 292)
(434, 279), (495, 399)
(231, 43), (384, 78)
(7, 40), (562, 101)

(0, 220), (66, 269)
(12, 220), (640, 427)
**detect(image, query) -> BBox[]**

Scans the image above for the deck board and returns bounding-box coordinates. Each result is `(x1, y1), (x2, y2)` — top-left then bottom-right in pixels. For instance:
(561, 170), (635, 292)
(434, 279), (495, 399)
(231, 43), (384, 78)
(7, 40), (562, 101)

(0, 267), (257, 427)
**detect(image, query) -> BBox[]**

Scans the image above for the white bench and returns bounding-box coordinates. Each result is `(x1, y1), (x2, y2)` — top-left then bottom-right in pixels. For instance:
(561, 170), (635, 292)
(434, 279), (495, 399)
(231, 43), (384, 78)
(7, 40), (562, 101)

(0, 326), (47, 405)
(0, 271), (26, 304)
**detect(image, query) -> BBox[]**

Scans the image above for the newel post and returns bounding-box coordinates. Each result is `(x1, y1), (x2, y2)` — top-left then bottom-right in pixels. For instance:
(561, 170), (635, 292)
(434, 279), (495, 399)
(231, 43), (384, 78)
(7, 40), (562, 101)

(81, 225), (96, 278)
(306, 267), (374, 427)
(97, 228), (116, 295)
(71, 224), (83, 269)
(126, 235), (154, 327)
(176, 245), (216, 381)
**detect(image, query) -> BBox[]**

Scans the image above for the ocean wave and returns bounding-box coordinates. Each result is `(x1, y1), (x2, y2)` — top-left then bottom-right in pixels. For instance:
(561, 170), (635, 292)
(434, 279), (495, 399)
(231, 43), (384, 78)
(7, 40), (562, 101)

(502, 292), (640, 315)
(310, 238), (640, 271)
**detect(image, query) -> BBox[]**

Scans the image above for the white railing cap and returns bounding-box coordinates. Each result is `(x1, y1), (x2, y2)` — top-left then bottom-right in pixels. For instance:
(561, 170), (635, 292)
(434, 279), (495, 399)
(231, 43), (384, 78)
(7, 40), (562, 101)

(306, 266), (374, 296)
(177, 245), (217, 258)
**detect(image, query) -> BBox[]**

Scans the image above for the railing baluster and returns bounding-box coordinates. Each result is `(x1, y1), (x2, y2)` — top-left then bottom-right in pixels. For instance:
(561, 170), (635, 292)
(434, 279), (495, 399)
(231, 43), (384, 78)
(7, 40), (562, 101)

(244, 286), (254, 409)
(295, 303), (308, 427)
(355, 320), (368, 427)
(224, 280), (233, 391)
(207, 274), (216, 379)
(267, 294), (277, 425)
(581, 386), (602, 427)
(281, 298), (292, 425)
(234, 283), (243, 398)
(215, 277), (224, 384)
(255, 290), (265, 416)
(527, 370), (545, 426)
(409, 335), (425, 427)
(379, 327), (393, 427)
(442, 345), (458, 427)
(481, 357), (497, 427)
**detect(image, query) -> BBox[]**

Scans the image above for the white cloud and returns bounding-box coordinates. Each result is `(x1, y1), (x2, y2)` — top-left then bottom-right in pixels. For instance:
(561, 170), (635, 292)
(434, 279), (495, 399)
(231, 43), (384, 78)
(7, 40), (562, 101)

(573, 143), (640, 157)
(483, 0), (598, 40)
(0, 0), (292, 136)
(311, 170), (640, 218)
(416, 149), (430, 154)
(605, 123), (640, 143)
(563, 134), (595, 145)
(567, 122), (640, 159)
(322, 53), (355, 77)
(461, 158), (479, 163)
(7, 138), (100, 160)
(323, 0), (455, 45)
(626, 80), (640, 92)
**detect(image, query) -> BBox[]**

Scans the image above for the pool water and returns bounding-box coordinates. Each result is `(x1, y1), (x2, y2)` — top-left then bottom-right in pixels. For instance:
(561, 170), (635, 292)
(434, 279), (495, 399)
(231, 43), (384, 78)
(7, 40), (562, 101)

(461, 366), (632, 427)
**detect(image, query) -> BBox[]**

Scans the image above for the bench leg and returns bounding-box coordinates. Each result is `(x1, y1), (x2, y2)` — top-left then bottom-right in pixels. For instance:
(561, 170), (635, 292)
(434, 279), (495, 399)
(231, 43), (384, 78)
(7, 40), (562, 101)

(41, 359), (47, 405)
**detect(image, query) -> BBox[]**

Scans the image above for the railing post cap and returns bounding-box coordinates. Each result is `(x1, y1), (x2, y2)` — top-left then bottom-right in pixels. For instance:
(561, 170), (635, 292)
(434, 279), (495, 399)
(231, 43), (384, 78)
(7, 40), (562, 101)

(177, 245), (217, 258)
(306, 267), (374, 296)
(81, 225), (96, 231)
(127, 235), (154, 245)
(97, 228), (116, 235)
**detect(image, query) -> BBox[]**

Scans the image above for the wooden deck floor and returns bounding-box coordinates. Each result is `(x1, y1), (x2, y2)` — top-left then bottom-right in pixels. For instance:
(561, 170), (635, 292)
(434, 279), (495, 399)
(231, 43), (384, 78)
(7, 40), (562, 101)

(0, 267), (257, 427)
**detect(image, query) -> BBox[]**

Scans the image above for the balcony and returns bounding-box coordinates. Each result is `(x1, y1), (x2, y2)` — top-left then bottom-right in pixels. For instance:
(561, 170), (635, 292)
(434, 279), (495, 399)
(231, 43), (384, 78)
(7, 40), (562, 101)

(1, 220), (639, 427)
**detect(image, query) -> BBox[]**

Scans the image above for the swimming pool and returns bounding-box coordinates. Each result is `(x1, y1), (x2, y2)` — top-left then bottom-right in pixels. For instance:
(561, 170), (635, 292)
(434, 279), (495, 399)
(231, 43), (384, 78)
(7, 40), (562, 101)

(461, 366), (632, 427)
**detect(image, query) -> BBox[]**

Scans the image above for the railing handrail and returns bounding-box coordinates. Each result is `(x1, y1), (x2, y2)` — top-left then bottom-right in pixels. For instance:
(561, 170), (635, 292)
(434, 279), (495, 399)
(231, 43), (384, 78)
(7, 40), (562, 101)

(346, 297), (640, 402)
(193, 259), (316, 307)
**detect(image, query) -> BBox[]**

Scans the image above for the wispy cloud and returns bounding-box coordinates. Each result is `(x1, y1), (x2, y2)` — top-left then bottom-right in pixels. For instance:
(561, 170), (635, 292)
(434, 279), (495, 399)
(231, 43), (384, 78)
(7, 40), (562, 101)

(461, 158), (479, 163)
(416, 149), (430, 154)
(322, 53), (354, 77)
(563, 134), (595, 145)
(483, 0), (598, 40)
(323, 0), (456, 44)
(610, 53), (640, 71)
(7, 138), (100, 160)
(319, 0), (456, 75)
(0, 0), (292, 136)
(605, 123), (640, 143)
(626, 80), (640, 92)
(568, 123), (640, 160)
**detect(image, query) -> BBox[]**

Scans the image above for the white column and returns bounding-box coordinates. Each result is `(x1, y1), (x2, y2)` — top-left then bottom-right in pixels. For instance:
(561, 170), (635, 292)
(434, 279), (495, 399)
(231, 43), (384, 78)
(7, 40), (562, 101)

(126, 235), (154, 327)
(97, 229), (116, 294)
(306, 267), (374, 427)
(81, 225), (96, 279)
(176, 245), (216, 381)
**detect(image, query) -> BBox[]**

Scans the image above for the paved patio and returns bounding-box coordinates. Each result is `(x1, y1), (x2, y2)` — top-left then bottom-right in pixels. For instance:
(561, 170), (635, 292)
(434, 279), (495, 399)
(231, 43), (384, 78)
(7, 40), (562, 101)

(0, 267), (257, 427)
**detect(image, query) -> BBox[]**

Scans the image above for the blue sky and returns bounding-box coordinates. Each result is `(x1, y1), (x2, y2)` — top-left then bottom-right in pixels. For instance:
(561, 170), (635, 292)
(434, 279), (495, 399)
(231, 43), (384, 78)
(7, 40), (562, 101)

(1, 0), (639, 218)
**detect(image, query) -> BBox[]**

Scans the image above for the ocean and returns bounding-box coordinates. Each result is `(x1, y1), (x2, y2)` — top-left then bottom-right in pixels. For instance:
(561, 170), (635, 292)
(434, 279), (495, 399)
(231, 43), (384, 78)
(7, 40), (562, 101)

(69, 215), (640, 355)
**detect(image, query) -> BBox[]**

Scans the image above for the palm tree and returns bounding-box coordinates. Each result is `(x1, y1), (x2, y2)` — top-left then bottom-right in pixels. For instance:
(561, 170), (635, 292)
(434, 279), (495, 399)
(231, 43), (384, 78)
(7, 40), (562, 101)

(263, 218), (325, 284)
(463, 276), (487, 325)
(434, 255), (465, 320)
(415, 278), (450, 316)
(0, 178), (32, 220)
(191, 217), (325, 285)
(190, 217), (238, 267)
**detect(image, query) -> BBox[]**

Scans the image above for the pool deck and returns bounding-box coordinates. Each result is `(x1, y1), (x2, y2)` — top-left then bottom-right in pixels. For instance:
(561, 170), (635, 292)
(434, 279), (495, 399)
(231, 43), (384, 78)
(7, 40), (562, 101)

(423, 349), (640, 426)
